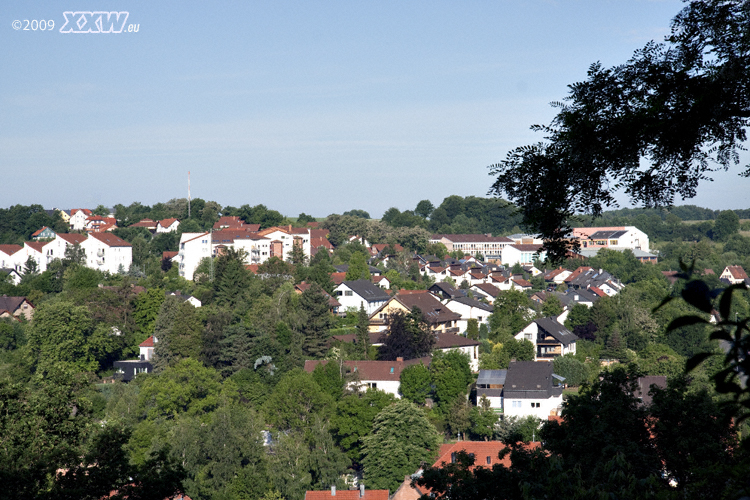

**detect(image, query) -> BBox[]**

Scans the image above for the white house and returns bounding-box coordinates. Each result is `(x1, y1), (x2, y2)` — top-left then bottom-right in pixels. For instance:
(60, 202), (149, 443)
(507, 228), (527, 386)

(43, 233), (87, 267)
(80, 233), (133, 274)
(156, 218), (180, 233)
(470, 283), (501, 304)
(443, 296), (493, 332)
(69, 208), (93, 231)
(303, 358), (430, 398)
(139, 335), (155, 361)
(0, 244), (24, 272)
(515, 317), (578, 361)
(22, 241), (50, 272)
(334, 280), (391, 315)
(503, 361), (564, 419)
(720, 265), (749, 285)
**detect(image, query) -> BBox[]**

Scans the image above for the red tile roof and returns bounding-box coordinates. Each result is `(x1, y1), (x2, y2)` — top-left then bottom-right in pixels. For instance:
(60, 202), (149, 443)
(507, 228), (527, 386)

(433, 441), (541, 471)
(88, 233), (132, 247)
(70, 208), (92, 216)
(139, 336), (155, 347)
(31, 227), (49, 237)
(726, 265), (749, 280)
(163, 251), (179, 260)
(158, 218), (179, 227)
(305, 489), (389, 500)
(564, 266), (593, 283)
(25, 241), (49, 252)
(57, 233), (87, 245)
(0, 244), (23, 256)
(331, 272), (347, 285)
(304, 358), (430, 381)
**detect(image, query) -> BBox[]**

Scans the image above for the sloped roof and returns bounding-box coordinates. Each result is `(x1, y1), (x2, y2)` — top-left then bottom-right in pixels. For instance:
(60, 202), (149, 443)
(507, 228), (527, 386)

(303, 358), (429, 382)
(57, 233), (87, 245)
(726, 265), (749, 280)
(429, 282), (466, 299)
(504, 361), (562, 398)
(0, 296), (32, 313)
(432, 441), (542, 470)
(158, 218), (179, 227)
(139, 336), (155, 347)
(305, 489), (389, 500)
(211, 230), (268, 244)
(471, 282), (501, 297)
(394, 291), (461, 325)
(564, 266), (593, 283)
(25, 241), (49, 252)
(477, 369), (507, 386)
(0, 244), (23, 256)
(31, 227), (51, 237)
(588, 230), (628, 240)
(130, 219), (157, 228)
(435, 332), (479, 349)
(535, 317), (577, 346)
(339, 280), (391, 302)
(447, 296), (493, 312)
(88, 233), (131, 247)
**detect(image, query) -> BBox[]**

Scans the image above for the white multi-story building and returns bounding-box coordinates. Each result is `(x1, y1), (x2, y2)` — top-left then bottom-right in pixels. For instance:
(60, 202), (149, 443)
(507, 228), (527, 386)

(304, 358), (430, 398)
(80, 233), (132, 274)
(515, 317), (578, 361)
(572, 226), (650, 253)
(430, 234), (514, 260)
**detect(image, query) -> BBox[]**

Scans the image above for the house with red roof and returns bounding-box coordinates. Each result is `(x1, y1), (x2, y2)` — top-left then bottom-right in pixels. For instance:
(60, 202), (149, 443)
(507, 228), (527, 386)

(304, 357), (430, 398)
(69, 208), (93, 230)
(156, 218), (180, 233)
(720, 265), (749, 285)
(305, 486), (388, 500)
(0, 244), (24, 273)
(80, 233), (132, 274)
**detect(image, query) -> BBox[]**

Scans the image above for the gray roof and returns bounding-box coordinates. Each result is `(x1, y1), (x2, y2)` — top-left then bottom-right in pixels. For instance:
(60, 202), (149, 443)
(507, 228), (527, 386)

(588, 230), (628, 240)
(504, 361), (563, 399)
(535, 317), (578, 346)
(340, 280), (390, 303)
(429, 282), (466, 299)
(334, 264), (381, 274)
(478, 369), (507, 385)
(448, 296), (494, 313)
(556, 289), (599, 307)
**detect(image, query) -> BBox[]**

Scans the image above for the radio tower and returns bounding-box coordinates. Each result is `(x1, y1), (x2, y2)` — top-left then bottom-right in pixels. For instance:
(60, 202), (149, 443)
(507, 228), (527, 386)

(188, 171), (191, 218)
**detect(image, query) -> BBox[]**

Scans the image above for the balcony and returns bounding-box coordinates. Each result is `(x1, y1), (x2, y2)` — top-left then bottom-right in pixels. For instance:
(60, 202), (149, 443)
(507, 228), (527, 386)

(444, 327), (460, 335)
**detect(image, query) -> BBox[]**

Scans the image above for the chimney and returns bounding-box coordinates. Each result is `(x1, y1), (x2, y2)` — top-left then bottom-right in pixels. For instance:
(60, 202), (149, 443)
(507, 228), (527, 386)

(360, 484), (365, 498)
(397, 357), (403, 362)
(331, 486), (336, 496)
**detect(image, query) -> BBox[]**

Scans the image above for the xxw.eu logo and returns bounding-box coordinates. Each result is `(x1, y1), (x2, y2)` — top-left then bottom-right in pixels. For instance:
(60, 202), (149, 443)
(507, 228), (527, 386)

(59, 11), (130, 33)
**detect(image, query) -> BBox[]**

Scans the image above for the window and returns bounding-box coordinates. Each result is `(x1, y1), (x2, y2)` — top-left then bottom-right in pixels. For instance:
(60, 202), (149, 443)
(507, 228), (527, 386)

(531, 402), (540, 408)
(390, 367), (394, 373)
(511, 401), (521, 408)
(451, 452), (456, 464)
(345, 291), (353, 296)
(486, 456), (491, 465)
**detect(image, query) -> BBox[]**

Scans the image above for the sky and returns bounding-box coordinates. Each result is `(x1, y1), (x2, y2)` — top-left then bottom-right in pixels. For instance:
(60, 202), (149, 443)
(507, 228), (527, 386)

(2, 0), (748, 218)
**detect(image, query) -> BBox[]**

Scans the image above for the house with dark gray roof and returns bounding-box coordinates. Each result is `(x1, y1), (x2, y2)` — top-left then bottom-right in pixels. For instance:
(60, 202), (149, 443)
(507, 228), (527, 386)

(503, 361), (564, 419)
(443, 296), (493, 332)
(515, 317), (578, 361)
(428, 282), (467, 301)
(333, 280), (391, 315)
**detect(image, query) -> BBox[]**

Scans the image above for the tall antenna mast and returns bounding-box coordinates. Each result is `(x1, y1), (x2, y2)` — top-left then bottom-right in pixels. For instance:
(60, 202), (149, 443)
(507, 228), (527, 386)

(188, 171), (191, 218)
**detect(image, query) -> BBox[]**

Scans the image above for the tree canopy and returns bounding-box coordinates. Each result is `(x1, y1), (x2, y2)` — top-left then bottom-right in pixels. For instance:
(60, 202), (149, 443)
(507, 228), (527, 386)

(489, 0), (750, 261)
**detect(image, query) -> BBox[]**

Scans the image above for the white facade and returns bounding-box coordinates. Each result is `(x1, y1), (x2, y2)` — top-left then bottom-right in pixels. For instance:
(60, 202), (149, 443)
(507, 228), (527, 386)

(69, 209), (91, 231)
(333, 282), (390, 315)
(501, 245), (547, 266)
(80, 234), (133, 274)
(503, 393), (563, 419)
(177, 232), (212, 281)
(515, 320), (577, 361)
(443, 299), (492, 333)
(230, 236), (272, 265)
(156, 219), (180, 233)
(0, 246), (26, 272)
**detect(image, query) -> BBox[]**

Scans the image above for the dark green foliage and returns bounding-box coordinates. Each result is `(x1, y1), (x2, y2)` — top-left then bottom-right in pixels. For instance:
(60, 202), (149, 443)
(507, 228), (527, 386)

(331, 389), (397, 463)
(540, 295), (563, 317)
(0, 204), (67, 244)
(398, 363), (432, 404)
(552, 354), (589, 386)
(355, 304), (370, 359)
(222, 204), (285, 229)
(299, 283), (334, 358)
(312, 360), (346, 401)
(712, 210), (740, 241)
(469, 396), (498, 441)
(345, 252), (371, 281)
(342, 209), (370, 219)
(430, 350), (472, 411)
(263, 369), (333, 431)
(296, 212), (316, 225)
(378, 308), (435, 361)
(488, 289), (534, 341)
(213, 248), (251, 307)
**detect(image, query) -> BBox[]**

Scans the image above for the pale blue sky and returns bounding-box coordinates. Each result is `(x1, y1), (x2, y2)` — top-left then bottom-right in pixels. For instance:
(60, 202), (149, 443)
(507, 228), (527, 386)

(2, 0), (747, 217)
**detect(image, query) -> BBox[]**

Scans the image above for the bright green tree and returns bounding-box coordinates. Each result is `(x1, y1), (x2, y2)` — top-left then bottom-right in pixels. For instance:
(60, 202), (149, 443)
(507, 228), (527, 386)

(361, 400), (440, 491)
(331, 389), (397, 463)
(430, 350), (472, 411)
